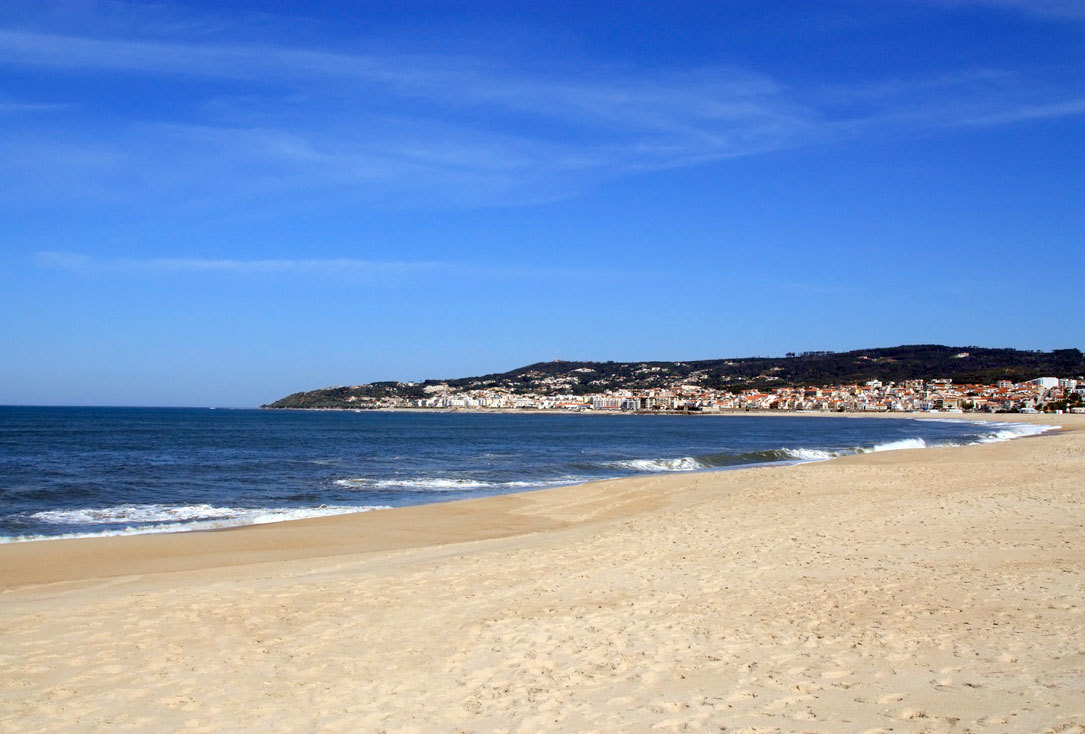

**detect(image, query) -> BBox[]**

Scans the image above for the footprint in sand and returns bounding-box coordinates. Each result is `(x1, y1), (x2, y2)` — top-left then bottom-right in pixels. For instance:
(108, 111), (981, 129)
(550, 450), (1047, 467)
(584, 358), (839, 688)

(726, 690), (758, 702)
(897, 707), (928, 720)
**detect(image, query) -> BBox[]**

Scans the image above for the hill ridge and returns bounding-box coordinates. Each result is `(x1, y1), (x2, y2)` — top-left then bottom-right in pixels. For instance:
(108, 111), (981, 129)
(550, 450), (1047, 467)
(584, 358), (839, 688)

(264, 344), (1084, 409)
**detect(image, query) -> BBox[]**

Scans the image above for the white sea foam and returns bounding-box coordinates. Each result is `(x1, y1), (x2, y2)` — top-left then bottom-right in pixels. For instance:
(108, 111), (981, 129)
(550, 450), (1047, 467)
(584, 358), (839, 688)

(869, 437), (928, 452)
(978, 429), (1026, 442)
(31, 504), (242, 525)
(335, 477), (576, 492)
(975, 422), (1056, 442)
(789, 420), (1058, 462)
(1, 504), (389, 543)
(336, 477), (493, 491)
(781, 447), (839, 462)
(609, 457), (706, 472)
(922, 418), (1057, 437)
(333, 478), (370, 489)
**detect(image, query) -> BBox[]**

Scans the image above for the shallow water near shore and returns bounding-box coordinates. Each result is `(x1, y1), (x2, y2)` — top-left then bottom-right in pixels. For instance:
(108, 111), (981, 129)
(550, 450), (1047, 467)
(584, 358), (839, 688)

(0, 406), (1051, 541)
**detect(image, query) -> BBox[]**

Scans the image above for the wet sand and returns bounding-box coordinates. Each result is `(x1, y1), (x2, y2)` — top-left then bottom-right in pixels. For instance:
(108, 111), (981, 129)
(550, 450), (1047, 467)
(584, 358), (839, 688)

(2, 413), (1083, 732)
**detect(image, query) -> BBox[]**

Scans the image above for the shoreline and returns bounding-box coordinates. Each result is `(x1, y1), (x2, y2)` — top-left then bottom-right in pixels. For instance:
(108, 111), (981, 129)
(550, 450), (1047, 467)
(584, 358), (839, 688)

(0, 412), (1058, 554)
(0, 412), (1068, 589)
(2, 413), (1082, 731)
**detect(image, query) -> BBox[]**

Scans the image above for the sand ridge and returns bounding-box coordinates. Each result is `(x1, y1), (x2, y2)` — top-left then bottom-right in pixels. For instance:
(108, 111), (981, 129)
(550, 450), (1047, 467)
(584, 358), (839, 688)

(2, 413), (1083, 732)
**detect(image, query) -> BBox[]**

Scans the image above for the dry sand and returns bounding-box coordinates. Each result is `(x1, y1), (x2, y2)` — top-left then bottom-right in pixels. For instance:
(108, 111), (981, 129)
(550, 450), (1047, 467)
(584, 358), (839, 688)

(1, 413), (1083, 733)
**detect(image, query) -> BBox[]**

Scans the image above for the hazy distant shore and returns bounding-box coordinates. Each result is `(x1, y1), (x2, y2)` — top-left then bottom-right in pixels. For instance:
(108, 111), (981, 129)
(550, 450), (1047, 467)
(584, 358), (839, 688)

(2, 412), (1081, 732)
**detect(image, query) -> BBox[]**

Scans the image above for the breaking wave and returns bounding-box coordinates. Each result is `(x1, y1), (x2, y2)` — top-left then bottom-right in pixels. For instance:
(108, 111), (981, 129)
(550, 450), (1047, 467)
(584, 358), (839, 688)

(334, 477), (580, 492)
(0, 503), (388, 543)
(867, 437), (928, 452)
(604, 421), (1056, 474)
(975, 422), (1054, 442)
(607, 457), (707, 472)
(780, 447), (838, 461)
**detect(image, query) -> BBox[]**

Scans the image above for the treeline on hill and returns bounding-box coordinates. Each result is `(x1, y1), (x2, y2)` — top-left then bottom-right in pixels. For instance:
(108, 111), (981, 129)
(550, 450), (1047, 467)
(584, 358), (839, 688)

(266, 382), (426, 409)
(262, 345), (1085, 408)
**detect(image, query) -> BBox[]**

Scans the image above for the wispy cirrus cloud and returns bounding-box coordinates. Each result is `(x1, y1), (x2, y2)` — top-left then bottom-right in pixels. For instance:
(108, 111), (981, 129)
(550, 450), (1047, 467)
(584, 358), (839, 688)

(0, 99), (68, 113)
(0, 6), (1083, 211)
(0, 27), (801, 135)
(919, 0), (1085, 20)
(0, 24), (819, 207)
(35, 251), (441, 275)
(951, 98), (1085, 127)
(33, 251), (624, 282)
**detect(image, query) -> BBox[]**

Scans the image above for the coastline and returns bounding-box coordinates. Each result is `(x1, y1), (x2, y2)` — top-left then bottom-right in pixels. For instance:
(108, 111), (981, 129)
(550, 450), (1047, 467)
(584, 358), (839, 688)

(0, 414), (1067, 586)
(2, 413), (1082, 731)
(0, 412), (1058, 568)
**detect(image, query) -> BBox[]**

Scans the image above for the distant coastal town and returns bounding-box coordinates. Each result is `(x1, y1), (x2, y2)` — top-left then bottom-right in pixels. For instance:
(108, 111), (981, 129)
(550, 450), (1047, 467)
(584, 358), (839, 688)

(286, 375), (1085, 415)
(264, 346), (1085, 414)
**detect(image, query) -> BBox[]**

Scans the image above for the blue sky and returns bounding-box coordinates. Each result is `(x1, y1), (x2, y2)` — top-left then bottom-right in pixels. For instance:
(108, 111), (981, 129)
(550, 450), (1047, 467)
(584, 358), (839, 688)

(1, 0), (1082, 406)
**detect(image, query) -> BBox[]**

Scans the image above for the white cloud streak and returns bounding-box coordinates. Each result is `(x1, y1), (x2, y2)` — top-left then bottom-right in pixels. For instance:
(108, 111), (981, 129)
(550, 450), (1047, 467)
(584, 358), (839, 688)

(0, 13), (1082, 209)
(0, 100), (68, 113)
(33, 251), (618, 281)
(920, 0), (1085, 20)
(0, 28), (791, 132)
(0, 26), (820, 206)
(44, 254), (442, 275)
(951, 98), (1085, 126)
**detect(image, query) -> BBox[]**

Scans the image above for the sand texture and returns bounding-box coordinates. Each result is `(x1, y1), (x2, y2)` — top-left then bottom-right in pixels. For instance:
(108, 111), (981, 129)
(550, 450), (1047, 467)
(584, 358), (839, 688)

(2, 414), (1083, 733)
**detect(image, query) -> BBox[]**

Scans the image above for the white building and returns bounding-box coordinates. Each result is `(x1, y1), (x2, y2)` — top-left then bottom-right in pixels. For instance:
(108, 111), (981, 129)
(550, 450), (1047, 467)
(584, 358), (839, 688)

(1027, 377), (1060, 389)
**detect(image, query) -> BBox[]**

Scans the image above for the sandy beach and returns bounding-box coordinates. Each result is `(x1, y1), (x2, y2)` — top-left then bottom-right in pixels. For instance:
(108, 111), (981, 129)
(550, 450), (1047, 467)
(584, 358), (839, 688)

(2, 413), (1083, 733)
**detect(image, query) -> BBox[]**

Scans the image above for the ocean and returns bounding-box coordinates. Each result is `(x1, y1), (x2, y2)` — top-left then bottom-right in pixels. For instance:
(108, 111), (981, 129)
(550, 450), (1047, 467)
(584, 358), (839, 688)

(0, 407), (1052, 542)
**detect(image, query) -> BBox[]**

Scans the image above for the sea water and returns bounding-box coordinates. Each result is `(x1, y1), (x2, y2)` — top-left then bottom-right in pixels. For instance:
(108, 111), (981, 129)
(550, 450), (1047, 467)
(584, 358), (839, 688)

(0, 407), (1052, 542)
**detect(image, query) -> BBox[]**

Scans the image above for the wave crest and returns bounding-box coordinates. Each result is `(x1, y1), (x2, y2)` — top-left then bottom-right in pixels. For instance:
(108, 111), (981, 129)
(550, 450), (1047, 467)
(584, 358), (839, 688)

(779, 447), (839, 461)
(334, 477), (577, 492)
(608, 457), (706, 472)
(3, 503), (389, 543)
(868, 437), (927, 452)
(976, 422), (1054, 442)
